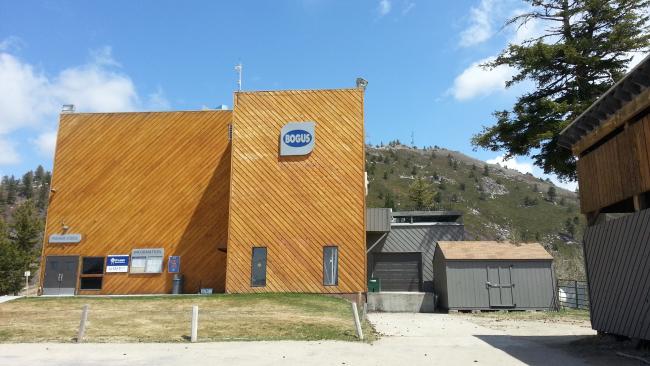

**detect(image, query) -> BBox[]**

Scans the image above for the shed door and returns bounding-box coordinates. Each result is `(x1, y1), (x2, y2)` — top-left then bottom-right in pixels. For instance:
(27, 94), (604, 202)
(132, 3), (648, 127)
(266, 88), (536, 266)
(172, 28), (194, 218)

(372, 253), (421, 292)
(486, 265), (515, 308)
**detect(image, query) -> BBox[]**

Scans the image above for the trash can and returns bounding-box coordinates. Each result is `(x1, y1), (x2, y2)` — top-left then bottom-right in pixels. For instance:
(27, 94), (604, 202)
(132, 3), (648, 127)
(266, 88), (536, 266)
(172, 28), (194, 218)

(368, 278), (381, 292)
(172, 274), (184, 294)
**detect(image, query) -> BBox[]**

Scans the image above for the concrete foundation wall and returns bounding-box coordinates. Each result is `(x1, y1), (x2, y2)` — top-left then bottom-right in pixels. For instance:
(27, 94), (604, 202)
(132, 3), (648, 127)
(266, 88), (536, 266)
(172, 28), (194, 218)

(367, 292), (435, 313)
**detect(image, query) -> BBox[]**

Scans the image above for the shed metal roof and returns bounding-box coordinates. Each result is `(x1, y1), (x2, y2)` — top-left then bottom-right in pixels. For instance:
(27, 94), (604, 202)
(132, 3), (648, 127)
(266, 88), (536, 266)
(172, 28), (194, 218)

(392, 210), (463, 218)
(437, 241), (553, 260)
(558, 54), (650, 149)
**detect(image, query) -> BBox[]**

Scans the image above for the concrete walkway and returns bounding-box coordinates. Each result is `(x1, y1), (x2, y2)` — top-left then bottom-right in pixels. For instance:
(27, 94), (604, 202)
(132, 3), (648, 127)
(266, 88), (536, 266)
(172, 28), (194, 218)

(0, 313), (599, 365)
(0, 295), (22, 303)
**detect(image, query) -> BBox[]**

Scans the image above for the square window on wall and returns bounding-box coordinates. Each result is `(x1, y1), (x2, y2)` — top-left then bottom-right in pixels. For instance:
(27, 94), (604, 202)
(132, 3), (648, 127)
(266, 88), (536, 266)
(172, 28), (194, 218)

(251, 247), (267, 287)
(323, 246), (338, 286)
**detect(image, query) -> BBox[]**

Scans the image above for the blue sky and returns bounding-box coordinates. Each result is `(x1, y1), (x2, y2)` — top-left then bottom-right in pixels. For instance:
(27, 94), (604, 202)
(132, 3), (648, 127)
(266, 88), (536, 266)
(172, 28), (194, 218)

(0, 0), (588, 189)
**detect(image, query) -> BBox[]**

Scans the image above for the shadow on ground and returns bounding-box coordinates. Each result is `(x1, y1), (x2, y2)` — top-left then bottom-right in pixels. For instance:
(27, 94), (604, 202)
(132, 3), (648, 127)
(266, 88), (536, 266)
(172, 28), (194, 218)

(475, 334), (647, 366)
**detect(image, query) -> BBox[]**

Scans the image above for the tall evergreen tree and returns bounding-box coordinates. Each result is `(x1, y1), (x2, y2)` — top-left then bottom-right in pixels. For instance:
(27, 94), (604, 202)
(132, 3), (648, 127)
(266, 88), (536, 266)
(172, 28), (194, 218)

(6, 176), (17, 205)
(0, 218), (27, 295)
(472, 0), (650, 181)
(21, 171), (34, 199)
(34, 165), (45, 183)
(408, 177), (435, 210)
(12, 200), (42, 254)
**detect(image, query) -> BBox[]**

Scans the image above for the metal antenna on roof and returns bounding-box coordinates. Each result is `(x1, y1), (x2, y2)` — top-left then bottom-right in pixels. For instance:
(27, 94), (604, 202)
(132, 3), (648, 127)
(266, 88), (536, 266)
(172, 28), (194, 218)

(235, 62), (243, 91)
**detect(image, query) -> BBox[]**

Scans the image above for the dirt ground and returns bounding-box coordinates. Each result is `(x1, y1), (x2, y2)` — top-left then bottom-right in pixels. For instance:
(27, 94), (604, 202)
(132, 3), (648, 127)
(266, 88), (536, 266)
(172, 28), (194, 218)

(456, 311), (650, 365)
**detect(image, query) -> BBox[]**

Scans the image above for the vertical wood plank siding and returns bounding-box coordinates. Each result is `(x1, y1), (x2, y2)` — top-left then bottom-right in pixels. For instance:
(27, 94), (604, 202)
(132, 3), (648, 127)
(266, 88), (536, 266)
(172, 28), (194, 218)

(583, 210), (650, 340)
(226, 89), (366, 293)
(577, 114), (650, 213)
(40, 111), (232, 294)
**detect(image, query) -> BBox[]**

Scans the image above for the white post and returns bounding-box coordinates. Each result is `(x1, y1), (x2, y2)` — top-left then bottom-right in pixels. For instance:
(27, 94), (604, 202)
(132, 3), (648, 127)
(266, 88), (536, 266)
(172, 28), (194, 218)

(362, 302), (367, 321)
(351, 302), (364, 340)
(77, 304), (89, 343)
(191, 305), (199, 343)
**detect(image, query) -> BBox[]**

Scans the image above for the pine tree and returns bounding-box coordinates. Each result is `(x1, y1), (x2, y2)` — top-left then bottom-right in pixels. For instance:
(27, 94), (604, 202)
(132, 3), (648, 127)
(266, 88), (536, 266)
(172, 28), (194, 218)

(0, 217), (26, 294)
(383, 192), (396, 210)
(12, 200), (42, 253)
(547, 186), (557, 202)
(483, 164), (489, 176)
(472, 0), (650, 181)
(21, 172), (33, 199)
(6, 176), (17, 205)
(408, 177), (435, 210)
(34, 165), (45, 183)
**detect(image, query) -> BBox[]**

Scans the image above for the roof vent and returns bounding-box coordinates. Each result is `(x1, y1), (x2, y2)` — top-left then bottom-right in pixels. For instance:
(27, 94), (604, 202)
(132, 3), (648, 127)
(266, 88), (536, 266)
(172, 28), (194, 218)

(356, 78), (368, 90)
(61, 104), (75, 113)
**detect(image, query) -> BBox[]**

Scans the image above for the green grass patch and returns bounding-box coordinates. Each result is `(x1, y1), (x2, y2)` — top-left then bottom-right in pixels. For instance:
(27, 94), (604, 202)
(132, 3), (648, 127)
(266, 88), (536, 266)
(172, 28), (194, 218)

(0, 294), (376, 343)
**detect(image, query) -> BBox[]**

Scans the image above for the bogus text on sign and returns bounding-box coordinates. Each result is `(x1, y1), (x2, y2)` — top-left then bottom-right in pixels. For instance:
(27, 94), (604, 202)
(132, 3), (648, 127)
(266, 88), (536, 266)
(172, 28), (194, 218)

(106, 255), (130, 273)
(280, 121), (315, 156)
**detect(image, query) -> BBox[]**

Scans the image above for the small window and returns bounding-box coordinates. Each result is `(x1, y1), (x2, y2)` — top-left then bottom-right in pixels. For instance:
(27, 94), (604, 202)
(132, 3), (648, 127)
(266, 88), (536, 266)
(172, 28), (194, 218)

(79, 277), (103, 290)
(82, 257), (104, 275)
(80, 257), (104, 290)
(251, 247), (267, 287)
(323, 246), (338, 286)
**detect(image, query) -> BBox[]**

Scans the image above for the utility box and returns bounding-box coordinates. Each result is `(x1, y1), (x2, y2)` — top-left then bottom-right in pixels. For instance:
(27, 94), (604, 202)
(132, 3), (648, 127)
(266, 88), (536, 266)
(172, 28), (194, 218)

(368, 278), (381, 292)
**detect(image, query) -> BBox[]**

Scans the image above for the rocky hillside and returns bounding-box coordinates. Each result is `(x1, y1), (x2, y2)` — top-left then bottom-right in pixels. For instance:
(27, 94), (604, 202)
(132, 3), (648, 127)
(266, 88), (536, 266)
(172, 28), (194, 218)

(366, 143), (586, 280)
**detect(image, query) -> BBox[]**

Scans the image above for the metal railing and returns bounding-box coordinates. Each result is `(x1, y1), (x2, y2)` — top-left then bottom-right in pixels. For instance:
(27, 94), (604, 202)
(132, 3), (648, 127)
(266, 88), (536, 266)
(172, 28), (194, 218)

(557, 279), (590, 310)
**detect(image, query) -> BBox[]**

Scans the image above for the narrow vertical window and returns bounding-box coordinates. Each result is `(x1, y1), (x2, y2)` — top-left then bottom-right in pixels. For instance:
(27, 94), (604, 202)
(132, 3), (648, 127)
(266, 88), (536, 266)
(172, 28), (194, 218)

(251, 247), (267, 287)
(323, 246), (338, 286)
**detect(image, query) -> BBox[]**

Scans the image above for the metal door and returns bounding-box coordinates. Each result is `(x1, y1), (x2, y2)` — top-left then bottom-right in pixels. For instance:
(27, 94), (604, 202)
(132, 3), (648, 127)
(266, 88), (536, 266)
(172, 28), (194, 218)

(43, 256), (79, 295)
(372, 253), (421, 292)
(486, 265), (515, 308)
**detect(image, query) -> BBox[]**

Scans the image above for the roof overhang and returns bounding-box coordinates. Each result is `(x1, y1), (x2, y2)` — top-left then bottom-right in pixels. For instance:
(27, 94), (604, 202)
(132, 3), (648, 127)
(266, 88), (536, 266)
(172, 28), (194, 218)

(558, 54), (650, 152)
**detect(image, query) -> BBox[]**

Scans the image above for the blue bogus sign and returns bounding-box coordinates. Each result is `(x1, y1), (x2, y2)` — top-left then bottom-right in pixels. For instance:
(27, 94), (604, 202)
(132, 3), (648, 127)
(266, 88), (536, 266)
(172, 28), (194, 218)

(106, 255), (129, 273)
(280, 122), (315, 156)
(168, 256), (180, 273)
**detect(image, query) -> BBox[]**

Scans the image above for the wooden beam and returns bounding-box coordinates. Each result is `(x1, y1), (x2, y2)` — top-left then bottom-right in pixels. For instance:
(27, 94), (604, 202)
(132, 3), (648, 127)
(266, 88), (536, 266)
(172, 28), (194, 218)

(572, 88), (650, 156)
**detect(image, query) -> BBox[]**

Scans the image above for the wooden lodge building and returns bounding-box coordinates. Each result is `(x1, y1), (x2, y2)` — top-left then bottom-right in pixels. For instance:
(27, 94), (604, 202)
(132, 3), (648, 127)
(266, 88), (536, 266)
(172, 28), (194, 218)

(39, 87), (367, 296)
(559, 55), (650, 340)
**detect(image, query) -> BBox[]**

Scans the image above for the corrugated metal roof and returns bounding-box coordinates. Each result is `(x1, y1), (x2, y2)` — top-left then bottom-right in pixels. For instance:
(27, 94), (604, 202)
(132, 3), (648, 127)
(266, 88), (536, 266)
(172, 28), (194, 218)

(558, 54), (650, 149)
(392, 210), (463, 218)
(437, 241), (553, 260)
(366, 208), (392, 232)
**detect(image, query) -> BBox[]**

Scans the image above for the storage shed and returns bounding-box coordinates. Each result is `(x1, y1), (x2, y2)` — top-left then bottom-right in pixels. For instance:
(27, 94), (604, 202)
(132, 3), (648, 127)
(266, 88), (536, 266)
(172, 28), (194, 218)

(433, 241), (556, 311)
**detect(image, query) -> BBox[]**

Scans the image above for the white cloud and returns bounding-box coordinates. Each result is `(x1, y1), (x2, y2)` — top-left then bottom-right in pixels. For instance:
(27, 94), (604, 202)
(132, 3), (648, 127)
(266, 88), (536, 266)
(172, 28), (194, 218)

(627, 51), (649, 71)
(487, 154), (533, 174)
(378, 0), (391, 17)
(402, 2), (415, 15)
(0, 42), (169, 165)
(33, 131), (58, 157)
(0, 138), (20, 164)
(459, 0), (496, 47)
(449, 56), (516, 100)
(487, 154), (578, 191)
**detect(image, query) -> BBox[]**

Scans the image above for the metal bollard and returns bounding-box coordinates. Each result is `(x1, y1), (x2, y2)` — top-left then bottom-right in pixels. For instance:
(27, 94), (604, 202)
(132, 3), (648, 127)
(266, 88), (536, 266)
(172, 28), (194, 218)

(77, 304), (89, 343)
(351, 302), (364, 340)
(191, 305), (199, 342)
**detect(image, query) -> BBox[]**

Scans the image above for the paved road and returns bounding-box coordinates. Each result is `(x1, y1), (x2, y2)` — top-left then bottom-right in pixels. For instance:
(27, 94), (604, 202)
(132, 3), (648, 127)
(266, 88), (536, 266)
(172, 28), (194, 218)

(0, 313), (597, 365)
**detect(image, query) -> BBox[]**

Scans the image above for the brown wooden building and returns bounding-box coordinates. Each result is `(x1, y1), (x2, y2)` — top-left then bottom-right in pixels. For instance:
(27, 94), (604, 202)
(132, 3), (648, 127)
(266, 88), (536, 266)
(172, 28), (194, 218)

(559, 55), (650, 340)
(39, 87), (367, 296)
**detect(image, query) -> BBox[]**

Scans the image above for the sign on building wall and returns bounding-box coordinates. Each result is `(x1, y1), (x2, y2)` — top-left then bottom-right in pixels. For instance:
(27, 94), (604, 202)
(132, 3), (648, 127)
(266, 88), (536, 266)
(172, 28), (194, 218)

(168, 256), (180, 273)
(280, 121), (316, 156)
(48, 234), (82, 243)
(106, 255), (130, 273)
(131, 248), (164, 274)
